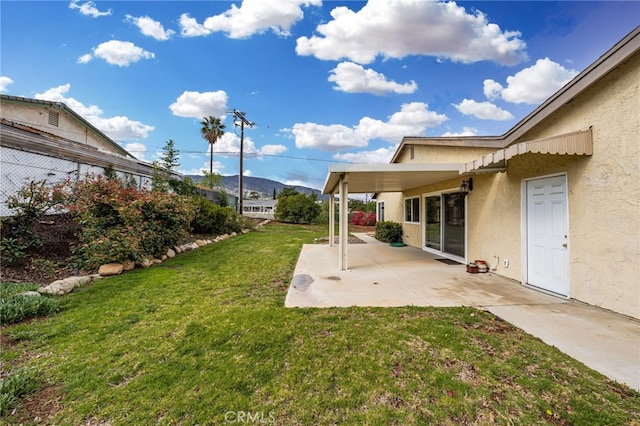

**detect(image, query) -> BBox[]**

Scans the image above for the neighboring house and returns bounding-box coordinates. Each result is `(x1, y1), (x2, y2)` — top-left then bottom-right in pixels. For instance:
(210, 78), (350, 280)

(0, 95), (178, 216)
(323, 27), (639, 319)
(242, 199), (277, 219)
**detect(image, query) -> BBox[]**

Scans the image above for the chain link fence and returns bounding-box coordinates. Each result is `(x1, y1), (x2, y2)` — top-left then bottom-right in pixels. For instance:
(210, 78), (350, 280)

(1, 146), (152, 217)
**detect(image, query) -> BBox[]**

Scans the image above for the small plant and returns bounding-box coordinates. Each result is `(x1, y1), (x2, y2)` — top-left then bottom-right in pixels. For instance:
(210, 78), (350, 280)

(0, 237), (29, 264)
(0, 292), (60, 326)
(0, 367), (40, 416)
(375, 220), (403, 243)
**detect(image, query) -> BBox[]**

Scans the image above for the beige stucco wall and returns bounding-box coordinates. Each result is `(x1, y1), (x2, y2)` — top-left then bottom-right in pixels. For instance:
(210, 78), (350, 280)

(378, 51), (639, 319)
(469, 51), (640, 319)
(377, 144), (496, 247)
(1, 101), (120, 154)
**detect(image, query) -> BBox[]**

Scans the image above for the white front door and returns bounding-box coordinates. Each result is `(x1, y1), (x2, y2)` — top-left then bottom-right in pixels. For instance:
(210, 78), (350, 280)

(526, 175), (569, 296)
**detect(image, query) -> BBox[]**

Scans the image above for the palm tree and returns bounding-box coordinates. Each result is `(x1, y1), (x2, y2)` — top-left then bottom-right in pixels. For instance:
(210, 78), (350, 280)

(200, 116), (226, 187)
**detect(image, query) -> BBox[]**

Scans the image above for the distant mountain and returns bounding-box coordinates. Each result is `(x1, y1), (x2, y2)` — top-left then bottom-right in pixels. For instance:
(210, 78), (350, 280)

(186, 174), (327, 200)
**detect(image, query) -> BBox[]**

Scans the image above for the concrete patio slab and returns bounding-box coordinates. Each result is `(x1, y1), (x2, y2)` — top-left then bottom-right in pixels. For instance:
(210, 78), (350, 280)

(286, 233), (640, 391)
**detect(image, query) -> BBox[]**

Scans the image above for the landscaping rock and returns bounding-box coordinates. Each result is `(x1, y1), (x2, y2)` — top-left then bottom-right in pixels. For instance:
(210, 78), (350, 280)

(138, 258), (154, 268)
(98, 263), (124, 277)
(122, 260), (136, 271)
(39, 275), (92, 295)
(166, 248), (176, 258)
(196, 239), (207, 247)
(174, 245), (182, 254)
(153, 258), (162, 264)
(20, 291), (41, 297)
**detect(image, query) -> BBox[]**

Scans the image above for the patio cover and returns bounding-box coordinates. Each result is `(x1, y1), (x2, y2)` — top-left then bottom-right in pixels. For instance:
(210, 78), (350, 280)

(322, 163), (462, 270)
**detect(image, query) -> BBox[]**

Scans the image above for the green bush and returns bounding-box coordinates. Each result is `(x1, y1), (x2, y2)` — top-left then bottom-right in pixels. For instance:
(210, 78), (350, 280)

(0, 367), (40, 416)
(375, 221), (403, 243)
(275, 189), (321, 224)
(191, 197), (242, 235)
(66, 175), (196, 269)
(0, 293), (60, 326)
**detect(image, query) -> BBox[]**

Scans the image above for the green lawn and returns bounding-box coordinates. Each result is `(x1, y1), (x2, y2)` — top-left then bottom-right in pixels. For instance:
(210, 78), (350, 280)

(2, 222), (638, 425)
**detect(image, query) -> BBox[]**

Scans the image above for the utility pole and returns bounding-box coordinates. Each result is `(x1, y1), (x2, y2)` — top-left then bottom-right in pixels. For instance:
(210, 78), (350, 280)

(232, 109), (254, 215)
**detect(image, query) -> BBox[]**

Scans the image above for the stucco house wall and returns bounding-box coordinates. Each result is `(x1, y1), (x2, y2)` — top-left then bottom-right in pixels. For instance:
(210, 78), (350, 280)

(376, 144), (497, 247)
(374, 36), (638, 319)
(467, 50), (639, 318)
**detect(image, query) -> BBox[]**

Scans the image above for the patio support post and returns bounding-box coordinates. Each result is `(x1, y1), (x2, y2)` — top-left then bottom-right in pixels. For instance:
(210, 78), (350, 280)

(329, 192), (335, 247)
(339, 174), (349, 270)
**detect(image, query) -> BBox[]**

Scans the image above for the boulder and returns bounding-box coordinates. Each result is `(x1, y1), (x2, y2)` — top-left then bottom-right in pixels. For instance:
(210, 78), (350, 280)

(166, 248), (176, 258)
(196, 239), (207, 247)
(38, 275), (91, 295)
(122, 260), (136, 271)
(98, 263), (124, 277)
(152, 258), (162, 264)
(174, 245), (182, 254)
(138, 258), (153, 268)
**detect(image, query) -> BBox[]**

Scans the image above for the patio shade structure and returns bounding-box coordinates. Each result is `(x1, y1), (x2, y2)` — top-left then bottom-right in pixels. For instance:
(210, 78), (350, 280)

(322, 163), (462, 270)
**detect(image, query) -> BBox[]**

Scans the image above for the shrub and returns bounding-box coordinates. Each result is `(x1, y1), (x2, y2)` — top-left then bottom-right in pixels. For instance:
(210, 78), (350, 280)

(1, 179), (66, 264)
(275, 189), (321, 224)
(0, 367), (40, 416)
(0, 293), (60, 326)
(66, 175), (196, 269)
(350, 211), (376, 226)
(191, 196), (235, 235)
(375, 221), (403, 243)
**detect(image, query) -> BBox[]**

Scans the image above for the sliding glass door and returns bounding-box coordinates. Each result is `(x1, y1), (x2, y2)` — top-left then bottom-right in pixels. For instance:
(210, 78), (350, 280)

(424, 192), (466, 259)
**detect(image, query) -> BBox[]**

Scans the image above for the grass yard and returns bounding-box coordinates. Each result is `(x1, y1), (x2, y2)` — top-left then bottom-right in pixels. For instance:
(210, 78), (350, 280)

(1, 222), (638, 425)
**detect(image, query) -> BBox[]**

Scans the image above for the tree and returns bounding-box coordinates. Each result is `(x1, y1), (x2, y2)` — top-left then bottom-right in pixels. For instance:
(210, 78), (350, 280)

(152, 139), (181, 192)
(160, 139), (180, 172)
(200, 116), (226, 187)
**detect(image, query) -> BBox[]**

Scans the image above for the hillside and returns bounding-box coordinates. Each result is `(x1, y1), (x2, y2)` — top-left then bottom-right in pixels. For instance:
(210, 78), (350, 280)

(186, 174), (326, 200)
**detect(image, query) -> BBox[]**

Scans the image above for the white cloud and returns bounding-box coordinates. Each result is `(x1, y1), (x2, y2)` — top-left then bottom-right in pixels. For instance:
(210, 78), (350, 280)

(484, 58), (578, 104)
(292, 102), (447, 151)
(125, 15), (175, 41)
(169, 90), (228, 118)
(296, 0), (527, 65)
(0, 76), (14, 92)
(243, 169), (253, 177)
(207, 133), (285, 159)
(79, 40), (155, 67)
(69, 0), (112, 18)
(328, 62), (417, 95)
(483, 79), (503, 101)
(123, 142), (149, 161)
(181, 160), (225, 176)
(453, 99), (514, 121)
(292, 123), (367, 151)
(333, 145), (399, 164)
(259, 144), (288, 156)
(35, 84), (155, 141)
(441, 127), (477, 137)
(179, 0), (321, 39)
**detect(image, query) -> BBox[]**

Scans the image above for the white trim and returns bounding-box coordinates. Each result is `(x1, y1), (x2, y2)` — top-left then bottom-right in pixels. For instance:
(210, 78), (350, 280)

(421, 187), (467, 264)
(404, 196), (420, 224)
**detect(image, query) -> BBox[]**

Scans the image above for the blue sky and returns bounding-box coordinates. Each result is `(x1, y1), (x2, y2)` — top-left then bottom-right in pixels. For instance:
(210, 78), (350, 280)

(1, 1), (638, 191)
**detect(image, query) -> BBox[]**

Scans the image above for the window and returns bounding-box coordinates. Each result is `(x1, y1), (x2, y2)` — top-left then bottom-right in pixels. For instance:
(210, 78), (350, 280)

(404, 197), (420, 223)
(377, 201), (385, 222)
